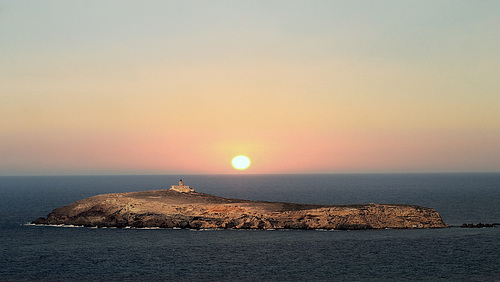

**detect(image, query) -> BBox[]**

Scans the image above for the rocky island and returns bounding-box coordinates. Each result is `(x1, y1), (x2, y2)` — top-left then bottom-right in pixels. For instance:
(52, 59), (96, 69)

(33, 180), (448, 230)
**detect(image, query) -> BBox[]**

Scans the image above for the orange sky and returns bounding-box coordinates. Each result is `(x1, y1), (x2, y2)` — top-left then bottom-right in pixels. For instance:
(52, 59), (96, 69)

(1, 1), (499, 175)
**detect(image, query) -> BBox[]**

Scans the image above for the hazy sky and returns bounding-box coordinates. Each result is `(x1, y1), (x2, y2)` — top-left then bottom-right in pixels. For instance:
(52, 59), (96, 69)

(1, 1), (499, 175)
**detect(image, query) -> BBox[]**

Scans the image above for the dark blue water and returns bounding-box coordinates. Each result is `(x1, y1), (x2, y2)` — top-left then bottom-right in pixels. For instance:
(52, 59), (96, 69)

(1, 174), (499, 281)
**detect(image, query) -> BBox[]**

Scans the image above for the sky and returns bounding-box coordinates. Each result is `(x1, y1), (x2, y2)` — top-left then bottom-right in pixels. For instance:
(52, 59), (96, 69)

(1, 0), (499, 175)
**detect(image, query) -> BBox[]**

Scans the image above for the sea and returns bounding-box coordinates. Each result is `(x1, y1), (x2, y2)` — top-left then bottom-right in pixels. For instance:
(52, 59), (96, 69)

(0, 173), (499, 281)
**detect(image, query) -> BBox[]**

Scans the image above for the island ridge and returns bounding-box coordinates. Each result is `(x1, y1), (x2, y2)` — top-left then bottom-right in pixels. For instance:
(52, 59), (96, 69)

(33, 180), (448, 230)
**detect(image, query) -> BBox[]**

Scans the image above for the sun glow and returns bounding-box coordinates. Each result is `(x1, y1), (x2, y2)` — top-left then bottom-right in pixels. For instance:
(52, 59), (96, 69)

(232, 155), (251, 170)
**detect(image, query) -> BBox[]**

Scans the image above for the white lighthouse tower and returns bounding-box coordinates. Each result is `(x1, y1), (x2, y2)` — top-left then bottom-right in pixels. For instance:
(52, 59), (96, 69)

(170, 179), (194, 193)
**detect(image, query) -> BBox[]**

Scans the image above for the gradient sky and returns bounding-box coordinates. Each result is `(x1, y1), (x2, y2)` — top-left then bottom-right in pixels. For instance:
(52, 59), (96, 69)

(1, 1), (499, 175)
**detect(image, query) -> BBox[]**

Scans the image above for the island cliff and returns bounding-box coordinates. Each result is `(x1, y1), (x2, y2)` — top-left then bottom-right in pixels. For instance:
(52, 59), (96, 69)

(33, 183), (448, 230)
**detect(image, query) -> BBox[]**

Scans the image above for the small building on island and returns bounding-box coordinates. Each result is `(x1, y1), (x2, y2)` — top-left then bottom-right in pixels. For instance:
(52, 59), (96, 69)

(170, 179), (195, 193)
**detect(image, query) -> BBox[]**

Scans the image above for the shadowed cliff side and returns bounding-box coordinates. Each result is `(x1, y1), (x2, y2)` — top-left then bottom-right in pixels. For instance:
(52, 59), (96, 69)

(32, 188), (448, 230)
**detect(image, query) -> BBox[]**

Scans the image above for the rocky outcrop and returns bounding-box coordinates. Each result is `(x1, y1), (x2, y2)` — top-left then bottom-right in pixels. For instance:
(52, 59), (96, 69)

(32, 189), (448, 229)
(460, 223), (499, 228)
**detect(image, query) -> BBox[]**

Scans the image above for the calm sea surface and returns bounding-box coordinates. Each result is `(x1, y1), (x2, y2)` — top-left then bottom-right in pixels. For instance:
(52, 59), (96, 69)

(0, 174), (499, 281)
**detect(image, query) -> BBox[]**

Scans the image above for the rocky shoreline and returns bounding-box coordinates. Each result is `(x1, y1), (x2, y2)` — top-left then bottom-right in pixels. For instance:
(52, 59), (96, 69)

(32, 187), (448, 230)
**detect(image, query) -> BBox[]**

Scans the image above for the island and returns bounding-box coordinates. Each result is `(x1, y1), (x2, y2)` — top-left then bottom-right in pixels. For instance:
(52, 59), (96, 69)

(32, 180), (448, 230)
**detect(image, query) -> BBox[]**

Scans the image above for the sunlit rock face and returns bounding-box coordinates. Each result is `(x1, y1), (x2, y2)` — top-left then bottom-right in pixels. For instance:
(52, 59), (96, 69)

(33, 189), (448, 230)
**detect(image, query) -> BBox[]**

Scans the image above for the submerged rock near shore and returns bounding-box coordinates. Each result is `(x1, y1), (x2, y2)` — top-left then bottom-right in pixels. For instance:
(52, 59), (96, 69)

(32, 184), (448, 230)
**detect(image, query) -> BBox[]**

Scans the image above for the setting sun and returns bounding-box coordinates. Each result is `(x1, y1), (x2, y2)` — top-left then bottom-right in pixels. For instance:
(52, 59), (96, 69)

(232, 155), (251, 170)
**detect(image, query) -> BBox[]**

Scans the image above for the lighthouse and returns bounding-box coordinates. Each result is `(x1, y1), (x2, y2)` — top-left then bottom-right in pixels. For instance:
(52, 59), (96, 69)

(170, 179), (194, 193)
